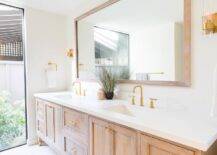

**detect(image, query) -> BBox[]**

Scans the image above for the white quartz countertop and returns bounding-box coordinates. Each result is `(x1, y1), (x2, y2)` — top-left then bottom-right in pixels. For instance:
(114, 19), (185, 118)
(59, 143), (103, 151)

(34, 92), (217, 152)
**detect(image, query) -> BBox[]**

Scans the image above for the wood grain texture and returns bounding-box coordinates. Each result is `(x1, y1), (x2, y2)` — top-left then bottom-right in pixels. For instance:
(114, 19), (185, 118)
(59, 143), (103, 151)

(36, 99), (63, 154)
(62, 107), (89, 146)
(63, 107), (88, 135)
(74, 0), (192, 87)
(111, 123), (138, 155)
(89, 117), (113, 155)
(140, 134), (194, 155)
(46, 105), (55, 143)
(63, 136), (88, 155)
(203, 139), (217, 155)
(183, 0), (191, 86)
(36, 100), (46, 137)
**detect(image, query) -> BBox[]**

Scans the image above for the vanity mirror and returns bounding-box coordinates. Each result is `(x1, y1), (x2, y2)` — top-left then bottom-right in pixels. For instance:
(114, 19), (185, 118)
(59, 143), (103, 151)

(75, 0), (191, 86)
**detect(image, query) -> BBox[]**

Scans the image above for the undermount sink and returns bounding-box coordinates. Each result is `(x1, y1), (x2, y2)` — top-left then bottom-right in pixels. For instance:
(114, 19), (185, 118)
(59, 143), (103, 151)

(104, 101), (186, 119)
(54, 93), (78, 100)
(105, 104), (135, 117)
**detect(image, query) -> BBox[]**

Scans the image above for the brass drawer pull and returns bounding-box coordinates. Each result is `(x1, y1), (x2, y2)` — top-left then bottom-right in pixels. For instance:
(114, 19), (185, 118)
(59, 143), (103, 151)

(105, 127), (113, 133)
(69, 120), (78, 127)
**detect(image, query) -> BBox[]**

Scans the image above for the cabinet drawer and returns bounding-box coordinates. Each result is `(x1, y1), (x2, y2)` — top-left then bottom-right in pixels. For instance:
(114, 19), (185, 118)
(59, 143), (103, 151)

(141, 134), (195, 155)
(64, 137), (88, 155)
(63, 108), (88, 136)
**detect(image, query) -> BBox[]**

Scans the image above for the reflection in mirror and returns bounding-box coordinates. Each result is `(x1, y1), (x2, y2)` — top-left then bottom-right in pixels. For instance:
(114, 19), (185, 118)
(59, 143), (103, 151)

(94, 27), (129, 79)
(77, 0), (187, 83)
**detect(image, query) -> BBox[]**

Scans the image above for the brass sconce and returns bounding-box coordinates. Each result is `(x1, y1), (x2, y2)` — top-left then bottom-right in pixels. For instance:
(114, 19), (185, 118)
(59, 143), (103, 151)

(66, 49), (75, 58)
(203, 13), (217, 34)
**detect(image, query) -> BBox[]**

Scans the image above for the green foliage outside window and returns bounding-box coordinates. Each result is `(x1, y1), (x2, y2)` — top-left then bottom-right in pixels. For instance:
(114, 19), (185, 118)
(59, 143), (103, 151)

(0, 91), (26, 151)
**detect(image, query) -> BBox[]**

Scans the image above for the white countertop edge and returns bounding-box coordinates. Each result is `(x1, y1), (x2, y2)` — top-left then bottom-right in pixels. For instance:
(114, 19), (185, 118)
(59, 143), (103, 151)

(34, 94), (215, 152)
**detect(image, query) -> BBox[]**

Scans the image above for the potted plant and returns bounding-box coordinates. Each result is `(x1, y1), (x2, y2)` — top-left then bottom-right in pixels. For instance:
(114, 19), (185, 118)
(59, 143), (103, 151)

(97, 67), (117, 100)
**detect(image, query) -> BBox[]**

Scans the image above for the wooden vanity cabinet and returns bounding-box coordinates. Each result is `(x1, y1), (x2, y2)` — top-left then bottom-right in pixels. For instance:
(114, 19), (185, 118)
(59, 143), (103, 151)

(140, 134), (195, 155)
(36, 99), (62, 153)
(45, 103), (55, 142)
(62, 107), (88, 155)
(89, 117), (200, 155)
(89, 117), (113, 155)
(36, 99), (217, 155)
(111, 123), (137, 155)
(36, 100), (46, 138)
(64, 136), (88, 155)
(89, 117), (137, 155)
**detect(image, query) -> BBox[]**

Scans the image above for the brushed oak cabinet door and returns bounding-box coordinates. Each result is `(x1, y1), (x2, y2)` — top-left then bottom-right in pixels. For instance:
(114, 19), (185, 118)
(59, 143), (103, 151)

(89, 117), (114, 155)
(111, 124), (137, 155)
(63, 137), (88, 155)
(36, 100), (46, 137)
(140, 134), (195, 155)
(46, 104), (55, 143)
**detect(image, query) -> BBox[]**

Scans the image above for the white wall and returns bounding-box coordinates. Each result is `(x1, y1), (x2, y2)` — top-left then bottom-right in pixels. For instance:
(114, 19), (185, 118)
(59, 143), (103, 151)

(129, 23), (177, 81)
(67, 0), (217, 117)
(78, 21), (95, 79)
(25, 8), (69, 144)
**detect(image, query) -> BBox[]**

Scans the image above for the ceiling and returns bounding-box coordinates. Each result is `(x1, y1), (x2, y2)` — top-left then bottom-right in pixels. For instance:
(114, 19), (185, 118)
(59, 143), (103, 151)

(0, 0), (184, 42)
(80, 0), (184, 33)
(0, 0), (106, 16)
(0, 0), (106, 44)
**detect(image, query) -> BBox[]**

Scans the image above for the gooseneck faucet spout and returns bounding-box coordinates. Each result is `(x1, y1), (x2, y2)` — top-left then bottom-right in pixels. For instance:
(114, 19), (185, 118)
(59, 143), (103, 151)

(133, 85), (144, 106)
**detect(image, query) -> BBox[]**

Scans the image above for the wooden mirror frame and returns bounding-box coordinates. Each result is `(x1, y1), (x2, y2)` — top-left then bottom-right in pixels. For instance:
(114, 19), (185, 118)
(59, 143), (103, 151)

(74, 0), (191, 87)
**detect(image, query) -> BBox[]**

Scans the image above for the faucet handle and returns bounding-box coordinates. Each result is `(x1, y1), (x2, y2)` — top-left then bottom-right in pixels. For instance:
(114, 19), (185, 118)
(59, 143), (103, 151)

(150, 98), (158, 101)
(149, 98), (158, 109)
(73, 84), (78, 94)
(82, 89), (86, 96)
(131, 96), (136, 105)
(74, 88), (79, 95)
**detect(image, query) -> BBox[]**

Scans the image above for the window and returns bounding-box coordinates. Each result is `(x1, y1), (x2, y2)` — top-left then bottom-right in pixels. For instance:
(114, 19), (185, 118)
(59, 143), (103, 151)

(0, 5), (23, 61)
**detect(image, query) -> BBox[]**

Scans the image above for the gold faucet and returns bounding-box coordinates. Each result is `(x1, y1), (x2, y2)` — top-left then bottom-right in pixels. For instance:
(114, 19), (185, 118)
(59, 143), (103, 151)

(132, 85), (144, 106)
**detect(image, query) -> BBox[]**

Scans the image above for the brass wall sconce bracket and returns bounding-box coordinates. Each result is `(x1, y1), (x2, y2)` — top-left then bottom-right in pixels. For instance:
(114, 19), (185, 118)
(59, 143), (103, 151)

(66, 49), (75, 58)
(203, 13), (217, 35)
(45, 61), (58, 72)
